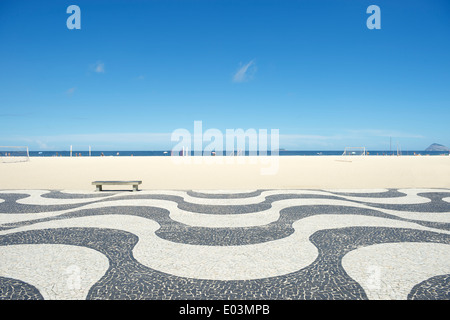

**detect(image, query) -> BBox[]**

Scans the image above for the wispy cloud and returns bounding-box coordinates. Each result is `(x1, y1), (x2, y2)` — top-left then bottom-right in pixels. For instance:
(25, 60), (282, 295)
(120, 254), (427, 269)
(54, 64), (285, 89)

(0, 113), (32, 118)
(233, 60), (256, 83)
(91, 61), (105, 73)
(277, 129), (425, 149)
(65, 87), (76, 96)
(279, 134), (346, 148)
(35, 140), (50, 149)
(8, 132), (173, 150)
(344, 129), (425, 139)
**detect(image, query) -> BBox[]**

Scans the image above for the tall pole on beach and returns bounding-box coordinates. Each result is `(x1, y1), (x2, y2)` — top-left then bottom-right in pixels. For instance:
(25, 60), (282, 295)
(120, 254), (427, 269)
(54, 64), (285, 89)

(390, 137), (392, 155)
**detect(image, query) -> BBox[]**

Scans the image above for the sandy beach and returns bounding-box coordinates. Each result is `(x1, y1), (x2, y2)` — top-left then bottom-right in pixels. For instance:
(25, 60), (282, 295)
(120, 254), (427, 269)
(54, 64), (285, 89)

(0, 155), (449, 190)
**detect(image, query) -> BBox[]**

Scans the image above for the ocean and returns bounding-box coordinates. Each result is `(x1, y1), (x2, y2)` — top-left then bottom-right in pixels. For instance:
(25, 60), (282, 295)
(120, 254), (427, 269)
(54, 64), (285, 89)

(26, 150), (449, 157)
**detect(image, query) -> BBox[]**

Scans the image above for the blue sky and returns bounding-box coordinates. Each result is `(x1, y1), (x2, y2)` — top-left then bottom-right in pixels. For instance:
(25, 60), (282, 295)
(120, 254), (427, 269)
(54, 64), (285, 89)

(0, 0), (449, 151)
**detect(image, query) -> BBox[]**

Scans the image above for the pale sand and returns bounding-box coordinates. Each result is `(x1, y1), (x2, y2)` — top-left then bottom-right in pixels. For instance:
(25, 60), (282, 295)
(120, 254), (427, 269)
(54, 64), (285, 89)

(0, 156), (449, 190)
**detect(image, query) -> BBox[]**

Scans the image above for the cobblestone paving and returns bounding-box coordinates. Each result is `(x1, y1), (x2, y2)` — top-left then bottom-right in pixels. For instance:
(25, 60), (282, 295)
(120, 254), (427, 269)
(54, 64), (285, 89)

(0, 189), (449, 300)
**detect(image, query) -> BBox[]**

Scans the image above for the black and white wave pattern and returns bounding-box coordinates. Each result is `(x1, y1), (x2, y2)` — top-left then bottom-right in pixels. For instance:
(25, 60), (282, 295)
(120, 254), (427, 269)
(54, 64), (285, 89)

(0, 188), (449, 300)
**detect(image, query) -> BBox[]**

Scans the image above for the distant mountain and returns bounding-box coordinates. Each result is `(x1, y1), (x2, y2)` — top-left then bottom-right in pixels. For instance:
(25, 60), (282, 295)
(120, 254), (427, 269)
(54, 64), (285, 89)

(425, 143), (450, 152)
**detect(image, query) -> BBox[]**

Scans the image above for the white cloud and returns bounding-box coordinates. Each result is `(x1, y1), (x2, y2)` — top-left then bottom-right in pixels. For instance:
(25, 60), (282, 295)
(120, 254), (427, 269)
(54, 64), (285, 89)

(233, 60), (256, 83)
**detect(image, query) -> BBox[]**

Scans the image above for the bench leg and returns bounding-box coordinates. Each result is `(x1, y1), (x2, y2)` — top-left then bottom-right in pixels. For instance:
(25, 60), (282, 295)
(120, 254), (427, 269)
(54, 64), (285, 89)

(133, 185), (139, 192)
(96, 185), (102, 192)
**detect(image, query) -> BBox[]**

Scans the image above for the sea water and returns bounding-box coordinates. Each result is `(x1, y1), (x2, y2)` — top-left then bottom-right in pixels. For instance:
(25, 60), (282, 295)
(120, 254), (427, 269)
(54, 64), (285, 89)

(26, 150), (449, 157)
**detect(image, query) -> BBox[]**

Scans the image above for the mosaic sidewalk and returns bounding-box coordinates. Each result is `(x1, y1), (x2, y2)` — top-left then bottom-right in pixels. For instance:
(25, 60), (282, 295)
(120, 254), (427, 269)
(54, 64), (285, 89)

(0, 188), (449, 300)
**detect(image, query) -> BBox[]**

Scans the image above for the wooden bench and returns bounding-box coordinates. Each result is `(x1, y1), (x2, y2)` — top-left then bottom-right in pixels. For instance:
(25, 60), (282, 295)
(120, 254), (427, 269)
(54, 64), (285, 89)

(92, 180), (142, 192)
